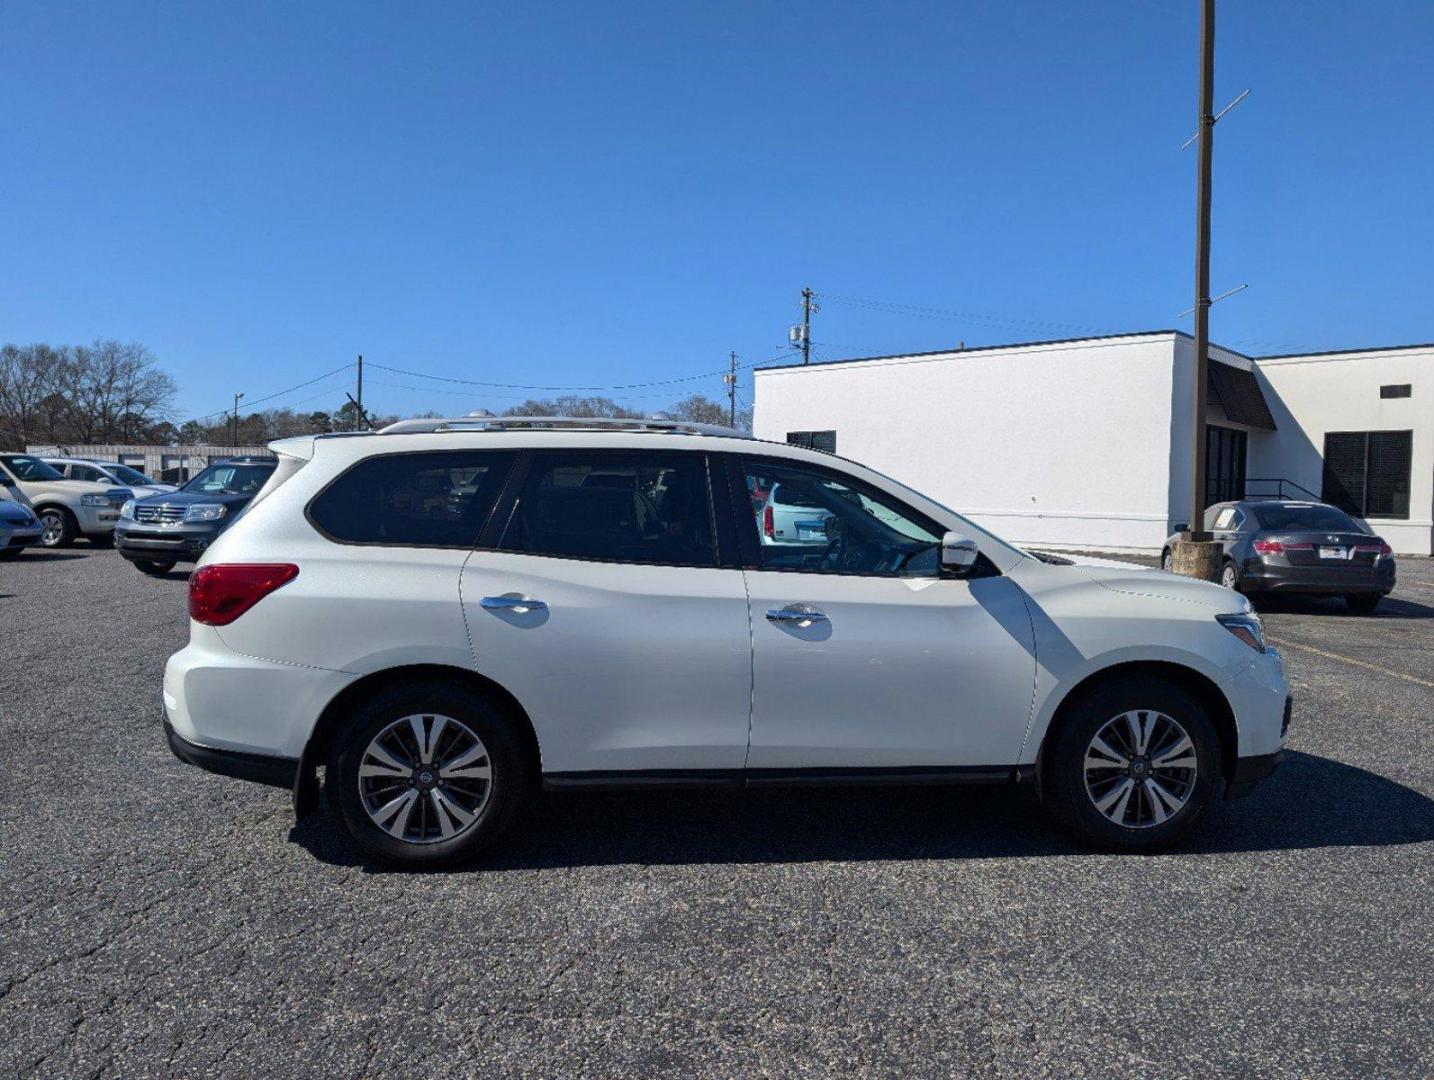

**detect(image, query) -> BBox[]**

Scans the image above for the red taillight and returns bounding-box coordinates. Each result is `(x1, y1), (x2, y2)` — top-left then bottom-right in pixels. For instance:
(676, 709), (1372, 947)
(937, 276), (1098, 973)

(189, 563), (299, 626)
(763, 504), (775, 538)
(1253, 538), (1312, 556)
(1355, 541), (1394, 557)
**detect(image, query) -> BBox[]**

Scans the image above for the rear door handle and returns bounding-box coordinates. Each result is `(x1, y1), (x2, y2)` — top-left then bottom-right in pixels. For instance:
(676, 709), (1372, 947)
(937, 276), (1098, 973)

(765, 604), (828, 625)
(480, 595), (547, 613)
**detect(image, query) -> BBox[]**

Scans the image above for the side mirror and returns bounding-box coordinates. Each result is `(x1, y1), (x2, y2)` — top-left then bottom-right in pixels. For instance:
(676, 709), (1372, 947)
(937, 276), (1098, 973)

(940, 531), (979, 574)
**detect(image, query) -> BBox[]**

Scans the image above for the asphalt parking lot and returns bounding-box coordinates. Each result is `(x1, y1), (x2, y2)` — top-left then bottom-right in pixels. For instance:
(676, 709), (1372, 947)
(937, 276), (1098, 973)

(2, 547), (1431, 1078)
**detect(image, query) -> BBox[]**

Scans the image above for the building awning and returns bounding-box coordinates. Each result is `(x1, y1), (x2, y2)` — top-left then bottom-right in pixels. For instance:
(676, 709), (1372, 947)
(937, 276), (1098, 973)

(1208, 360), (1276, 430)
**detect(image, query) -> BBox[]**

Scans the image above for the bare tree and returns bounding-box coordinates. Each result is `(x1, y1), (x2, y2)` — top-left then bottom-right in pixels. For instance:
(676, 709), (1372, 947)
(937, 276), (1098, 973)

(503, 396), (646, 419)
(0, 344), (65, 449)
(668, 393), (751, 432)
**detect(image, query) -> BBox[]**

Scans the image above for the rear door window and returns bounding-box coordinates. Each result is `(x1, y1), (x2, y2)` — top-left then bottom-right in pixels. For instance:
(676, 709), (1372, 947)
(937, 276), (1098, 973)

(309, 451), (516, 547)
(497, 451), (716, 566)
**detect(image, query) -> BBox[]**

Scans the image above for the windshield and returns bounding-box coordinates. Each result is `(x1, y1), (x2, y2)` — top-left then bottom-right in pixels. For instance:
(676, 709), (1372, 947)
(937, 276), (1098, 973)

(0, 455), (64, 482)
(1253, 503), (1365, 533)
(182, 462), (275, 496)
(107, 463), (155, 485)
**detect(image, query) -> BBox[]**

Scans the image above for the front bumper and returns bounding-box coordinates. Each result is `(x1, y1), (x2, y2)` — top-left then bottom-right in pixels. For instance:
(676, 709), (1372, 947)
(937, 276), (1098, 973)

(1240, 556), (1395, 596)
(3, 527), (44, 550)
(116, 522), (220, 564)
(75, 504), (121, 535)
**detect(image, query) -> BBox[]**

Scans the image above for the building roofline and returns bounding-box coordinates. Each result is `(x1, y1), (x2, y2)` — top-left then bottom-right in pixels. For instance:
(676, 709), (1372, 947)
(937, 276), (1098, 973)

(1255, 342), (1434, 360)
(753, 329), (1257, 373)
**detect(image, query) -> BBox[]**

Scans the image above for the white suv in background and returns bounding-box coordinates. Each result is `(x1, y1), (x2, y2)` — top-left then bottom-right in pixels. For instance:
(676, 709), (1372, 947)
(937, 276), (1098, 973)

(0, 453), (130, 548)
(164, 417), (1290, 868)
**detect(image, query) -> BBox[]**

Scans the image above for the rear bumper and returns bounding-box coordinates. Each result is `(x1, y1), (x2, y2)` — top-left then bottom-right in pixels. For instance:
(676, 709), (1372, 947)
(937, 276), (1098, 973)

(1240, 558), (1394, 595)
(164, 715), (297, 788)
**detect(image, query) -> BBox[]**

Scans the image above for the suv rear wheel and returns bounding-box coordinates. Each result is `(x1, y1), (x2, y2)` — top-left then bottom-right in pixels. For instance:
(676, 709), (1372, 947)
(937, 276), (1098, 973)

(1045, 677), (1220, 852)
(327, 682), (532, 868)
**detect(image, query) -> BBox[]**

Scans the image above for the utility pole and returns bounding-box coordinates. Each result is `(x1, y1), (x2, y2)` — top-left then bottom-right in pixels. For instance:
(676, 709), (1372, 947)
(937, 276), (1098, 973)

(724, 352), (739, 427)
(1172, 0), (1220, 581)
(801, 287), (815, 365)
(231, 391), (245, 449)
(355, 354), (363, 431)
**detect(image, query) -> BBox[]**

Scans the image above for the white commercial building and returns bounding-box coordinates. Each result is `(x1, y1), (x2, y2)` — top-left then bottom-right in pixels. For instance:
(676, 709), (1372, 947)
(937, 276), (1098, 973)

(754, 332), (1432, 555)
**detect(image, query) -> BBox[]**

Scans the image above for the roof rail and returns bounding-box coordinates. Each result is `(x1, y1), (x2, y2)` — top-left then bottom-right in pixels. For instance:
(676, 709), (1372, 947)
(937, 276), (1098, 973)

(375, 415), (746, 438)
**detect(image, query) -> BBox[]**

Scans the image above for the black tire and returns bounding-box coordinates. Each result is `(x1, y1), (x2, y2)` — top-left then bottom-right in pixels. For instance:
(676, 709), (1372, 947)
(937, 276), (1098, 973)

(133, 559), (177, 576)
(1044, 676), (1222, 853)
(1160, 548), (1173, 572)
(37, 506), (77, 548)
(1345, 593), (1381, 614)
(326, 681), (533, 869)
(1218, 558), (1240, 591)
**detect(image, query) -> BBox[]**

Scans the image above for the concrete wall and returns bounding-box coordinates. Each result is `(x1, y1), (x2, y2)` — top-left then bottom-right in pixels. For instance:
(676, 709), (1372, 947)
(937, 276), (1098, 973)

(753, 334), (1181, 550)
(1251, 346), (1433, 555)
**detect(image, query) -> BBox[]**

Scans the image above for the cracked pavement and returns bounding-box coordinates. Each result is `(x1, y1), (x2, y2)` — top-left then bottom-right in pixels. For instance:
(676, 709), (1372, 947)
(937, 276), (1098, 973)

(1, 547), (1432, 1077)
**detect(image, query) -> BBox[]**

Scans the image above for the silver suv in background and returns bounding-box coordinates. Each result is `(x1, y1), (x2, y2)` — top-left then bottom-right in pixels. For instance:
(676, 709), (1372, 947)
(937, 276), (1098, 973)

(45, 458), (177, 499)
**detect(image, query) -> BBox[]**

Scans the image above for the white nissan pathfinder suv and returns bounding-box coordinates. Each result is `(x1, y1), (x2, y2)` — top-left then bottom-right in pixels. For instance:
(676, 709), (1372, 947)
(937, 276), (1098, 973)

(164, 416), (1290, 868)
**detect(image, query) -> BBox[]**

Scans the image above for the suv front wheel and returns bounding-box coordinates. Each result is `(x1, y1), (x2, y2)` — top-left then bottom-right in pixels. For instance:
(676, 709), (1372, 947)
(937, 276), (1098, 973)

(1045, 677), (1220, 852)
(327, 682), (532, 868)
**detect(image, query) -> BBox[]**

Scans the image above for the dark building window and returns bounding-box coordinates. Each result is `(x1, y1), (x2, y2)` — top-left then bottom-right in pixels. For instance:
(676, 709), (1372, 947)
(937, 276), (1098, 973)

(1205, 425), (1247, 504)
(1322, 431), (1413, 519)
(786, 430), (837, 453)
(1379, 384), (1412, 399)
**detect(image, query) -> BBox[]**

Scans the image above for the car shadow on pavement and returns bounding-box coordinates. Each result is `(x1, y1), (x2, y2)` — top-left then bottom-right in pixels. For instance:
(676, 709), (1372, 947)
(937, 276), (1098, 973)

(1259, 594), (1434, 620)
(288, 750), (1434, 872)
(8, 551), (89, 562)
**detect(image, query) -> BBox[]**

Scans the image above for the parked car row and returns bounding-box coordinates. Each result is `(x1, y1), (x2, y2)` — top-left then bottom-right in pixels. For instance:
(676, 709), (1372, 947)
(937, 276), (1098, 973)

(0, 454), (275, 571)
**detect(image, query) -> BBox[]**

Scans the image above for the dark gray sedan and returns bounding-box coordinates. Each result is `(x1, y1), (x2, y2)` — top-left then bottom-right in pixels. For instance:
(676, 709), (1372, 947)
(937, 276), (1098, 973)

(1162, 500), (1396, 612)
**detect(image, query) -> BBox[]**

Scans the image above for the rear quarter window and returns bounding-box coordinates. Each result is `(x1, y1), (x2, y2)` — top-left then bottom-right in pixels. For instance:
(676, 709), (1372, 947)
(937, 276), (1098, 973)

(308, 450), (516, 547)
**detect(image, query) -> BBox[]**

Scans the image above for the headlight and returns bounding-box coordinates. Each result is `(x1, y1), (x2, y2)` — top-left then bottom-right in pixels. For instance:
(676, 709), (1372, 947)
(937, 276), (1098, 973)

(120, 500), (135, 520)
(184, 503), (228, 522)
(81, 493), (110, 507)
(1216, 611), (1266, 653)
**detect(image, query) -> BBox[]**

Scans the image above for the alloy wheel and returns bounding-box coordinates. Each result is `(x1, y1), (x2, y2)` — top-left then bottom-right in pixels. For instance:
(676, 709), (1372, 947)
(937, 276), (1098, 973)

(357, 713), (493, 844)
(1083, 710), (1198, 829)
(1220, 563), (1238, 589)
(39, 512), (65, 547)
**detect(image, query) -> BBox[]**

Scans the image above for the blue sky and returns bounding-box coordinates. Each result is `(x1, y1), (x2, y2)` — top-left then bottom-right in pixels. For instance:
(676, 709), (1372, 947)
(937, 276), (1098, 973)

(2, 1), (1431, 423)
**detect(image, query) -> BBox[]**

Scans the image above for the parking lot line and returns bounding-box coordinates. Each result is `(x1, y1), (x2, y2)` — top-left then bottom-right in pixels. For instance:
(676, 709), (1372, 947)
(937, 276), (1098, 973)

(1267, 635), (1434, 689)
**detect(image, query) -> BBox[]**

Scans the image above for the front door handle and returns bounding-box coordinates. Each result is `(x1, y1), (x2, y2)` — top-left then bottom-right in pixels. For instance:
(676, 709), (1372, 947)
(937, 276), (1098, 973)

(765, 604), (828, 625)
(480, 595), (547, 614)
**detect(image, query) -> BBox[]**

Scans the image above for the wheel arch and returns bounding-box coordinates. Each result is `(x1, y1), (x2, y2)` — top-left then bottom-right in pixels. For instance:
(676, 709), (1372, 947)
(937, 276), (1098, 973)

(1035, 660), (1238, 786)
(305, 663), (543, 778)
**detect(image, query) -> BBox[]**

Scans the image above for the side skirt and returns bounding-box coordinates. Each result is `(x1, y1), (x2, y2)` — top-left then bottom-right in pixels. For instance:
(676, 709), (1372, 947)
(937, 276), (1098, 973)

(543, 765), (1035, 792)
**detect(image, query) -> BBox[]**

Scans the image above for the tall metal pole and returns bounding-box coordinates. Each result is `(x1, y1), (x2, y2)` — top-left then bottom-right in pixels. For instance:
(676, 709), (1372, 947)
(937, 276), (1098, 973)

(355, 354), (363, 432)
(801, 288), (813, 365)
(232, 391), (244, 450)
(726, 351), (738, 427)
(1187, 0), (1216, 541)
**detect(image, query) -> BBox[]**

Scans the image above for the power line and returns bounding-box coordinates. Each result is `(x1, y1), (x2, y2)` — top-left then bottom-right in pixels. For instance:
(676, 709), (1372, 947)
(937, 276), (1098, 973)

(184, 362), (355, 424)
(364, 360), (753, 393)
